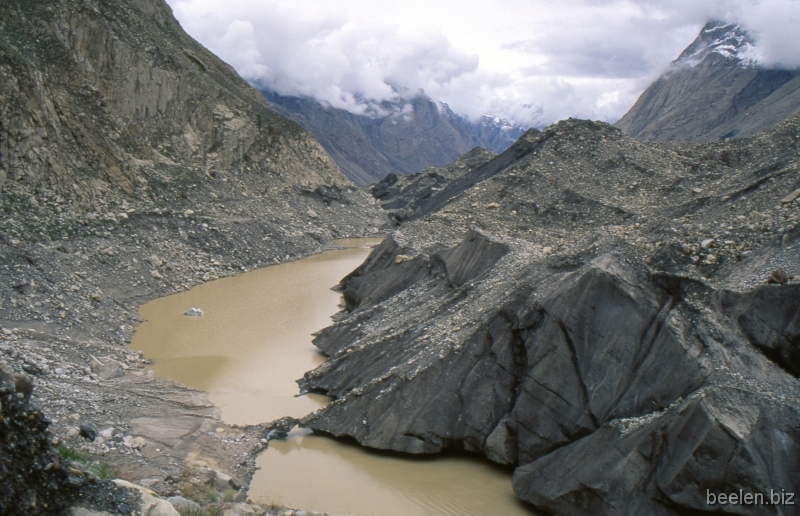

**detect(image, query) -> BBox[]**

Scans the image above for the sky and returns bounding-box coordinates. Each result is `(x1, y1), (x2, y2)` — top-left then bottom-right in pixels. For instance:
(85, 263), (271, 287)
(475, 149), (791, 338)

(166, 0), (800, 128)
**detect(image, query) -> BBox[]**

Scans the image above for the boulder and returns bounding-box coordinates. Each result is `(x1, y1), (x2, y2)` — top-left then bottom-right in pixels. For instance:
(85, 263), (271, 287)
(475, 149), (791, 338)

(89, 356), (124, 380)
(79, 422), (99, 441)
(166, 496), (200, 511)
(0, 364), (17, 393)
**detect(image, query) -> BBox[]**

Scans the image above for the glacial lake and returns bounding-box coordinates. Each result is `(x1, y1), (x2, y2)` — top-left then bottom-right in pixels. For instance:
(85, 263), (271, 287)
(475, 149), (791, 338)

(130, 239), (539, 516)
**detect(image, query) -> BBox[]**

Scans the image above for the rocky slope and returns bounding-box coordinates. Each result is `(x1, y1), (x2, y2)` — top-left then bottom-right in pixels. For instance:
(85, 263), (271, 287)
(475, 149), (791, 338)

(369, 146), (496, 224)
(263, 90), (526, 185)
(300, 115), (800, 514)
(0, 0), (384, 513)
(616, 21), (800, 142)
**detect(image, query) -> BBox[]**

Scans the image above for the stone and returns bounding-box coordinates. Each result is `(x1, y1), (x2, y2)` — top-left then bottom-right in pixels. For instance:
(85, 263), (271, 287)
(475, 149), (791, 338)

(0, 364), (17, 393)
(122, 436), (147, 450)
(112, 480), (180, 516)
(184, 308), (204, 316)
(700, 238), (715, 248)
(71, 509), (115, 516)
(306, 209), (319, 219)
(228, 477), (242, 491)
(767, 268), (789, 285)
(13, 375), (32, 403)
(147, 255), (163, 267)
(89, 356), (124, 380)
(211, 469), (237, 491)
(79, 422), (99, 441)
(781, 189), (800, 204)
(223, 503), (257, 516)
(129, 416), (202, 447)
(166, 496), (200, 511)
(151, 270), (163, 279)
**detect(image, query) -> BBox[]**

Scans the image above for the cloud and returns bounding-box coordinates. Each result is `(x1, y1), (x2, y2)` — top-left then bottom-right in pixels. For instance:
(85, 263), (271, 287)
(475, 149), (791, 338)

(168, 0), (478, 115)
(167, 0), (800, 127)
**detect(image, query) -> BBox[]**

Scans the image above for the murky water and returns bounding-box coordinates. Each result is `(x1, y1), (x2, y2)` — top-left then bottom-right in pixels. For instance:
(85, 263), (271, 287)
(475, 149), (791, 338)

(130, 240), (539, 516)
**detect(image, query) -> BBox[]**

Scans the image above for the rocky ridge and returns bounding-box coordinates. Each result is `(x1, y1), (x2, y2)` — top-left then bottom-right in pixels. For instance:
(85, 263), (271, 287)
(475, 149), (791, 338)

(369, 147), (497, 225)
(616, 21), (800, 143)
(300, 115), (800, 514)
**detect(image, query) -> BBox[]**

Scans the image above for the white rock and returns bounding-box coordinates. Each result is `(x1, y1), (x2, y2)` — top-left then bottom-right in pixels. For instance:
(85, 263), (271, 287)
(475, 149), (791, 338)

(701, 238), (715, 248)
(211, 469), (233, 490)
(89, 355), (124, 379)
(166, 496), (200, 511)
(184, 307), (204, 316)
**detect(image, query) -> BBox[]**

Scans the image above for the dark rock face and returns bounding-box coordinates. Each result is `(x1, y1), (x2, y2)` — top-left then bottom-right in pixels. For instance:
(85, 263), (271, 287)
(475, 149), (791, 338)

(263, 90), (525, 185)
(514, 388), (800, 515)
(718, 286), (800, 377)
(302, 114), (800, 514)
(616, 21), (800, 143)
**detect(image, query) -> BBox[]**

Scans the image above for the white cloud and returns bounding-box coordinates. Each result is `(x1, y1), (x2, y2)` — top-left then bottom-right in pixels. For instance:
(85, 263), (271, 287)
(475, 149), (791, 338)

(166, 0), (800, 127)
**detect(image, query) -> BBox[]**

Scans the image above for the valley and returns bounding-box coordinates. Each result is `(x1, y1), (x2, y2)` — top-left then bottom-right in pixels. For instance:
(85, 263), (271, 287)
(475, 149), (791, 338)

(1, 1), (800, 516)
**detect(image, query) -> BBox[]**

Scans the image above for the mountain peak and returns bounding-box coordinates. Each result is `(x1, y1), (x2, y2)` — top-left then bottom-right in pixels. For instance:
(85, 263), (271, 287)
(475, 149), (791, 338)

(675, 20), (757, 66)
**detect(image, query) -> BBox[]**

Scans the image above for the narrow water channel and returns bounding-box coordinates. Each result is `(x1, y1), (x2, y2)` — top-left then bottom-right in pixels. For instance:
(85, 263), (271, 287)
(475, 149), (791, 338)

(130, 240), (539, 516)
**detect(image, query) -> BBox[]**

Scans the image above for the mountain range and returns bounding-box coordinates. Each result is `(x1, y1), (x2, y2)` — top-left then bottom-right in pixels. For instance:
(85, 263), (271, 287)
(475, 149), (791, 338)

(262, 89), (526, 185)
(616, 21), (800, 142)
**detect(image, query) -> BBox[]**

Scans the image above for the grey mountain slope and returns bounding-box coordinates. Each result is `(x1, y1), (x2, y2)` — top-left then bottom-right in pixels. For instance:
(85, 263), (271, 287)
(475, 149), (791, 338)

(0, 0), (353, 200)
(369, 147), (497, 224)
(262, 90), (525, 186)
(301, 114), (800, 514)
(615, 21), (800, 142)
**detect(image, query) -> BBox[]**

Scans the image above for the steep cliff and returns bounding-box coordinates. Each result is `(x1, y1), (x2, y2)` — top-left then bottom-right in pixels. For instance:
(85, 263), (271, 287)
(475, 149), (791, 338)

(263, 90), (525, 185)
(616, 21), (800, 142)
(0, 0), (352, 203)
(302, 115), (800, 514)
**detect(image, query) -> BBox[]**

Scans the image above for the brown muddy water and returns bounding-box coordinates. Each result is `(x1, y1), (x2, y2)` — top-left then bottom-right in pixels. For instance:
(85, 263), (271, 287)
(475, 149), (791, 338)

(130, 240), (539, 516)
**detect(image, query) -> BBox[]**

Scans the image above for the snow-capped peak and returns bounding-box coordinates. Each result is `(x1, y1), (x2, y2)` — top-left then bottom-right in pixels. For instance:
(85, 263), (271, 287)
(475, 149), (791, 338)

(479, 114), (515, 132)
(676, 21), (759, 67)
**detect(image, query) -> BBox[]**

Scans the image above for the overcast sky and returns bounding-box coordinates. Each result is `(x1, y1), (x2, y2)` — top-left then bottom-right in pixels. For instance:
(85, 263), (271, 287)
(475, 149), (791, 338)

(166, 0), (800, 127)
